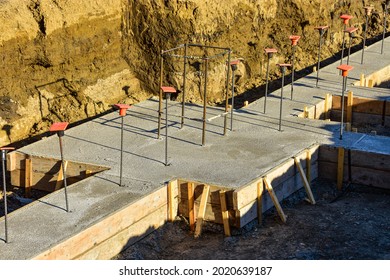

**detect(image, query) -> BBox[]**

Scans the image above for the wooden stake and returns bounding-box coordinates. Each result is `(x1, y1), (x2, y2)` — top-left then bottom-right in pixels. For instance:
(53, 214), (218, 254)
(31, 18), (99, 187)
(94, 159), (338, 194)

(257, 180), (264, 224)
(347, 91), (353, 131)
(324, 93), (330, 119)
(55, 160), (68, 191)
(306, 149), (311, 183)
(368, 79), (374, 88)
(219, 190), (231, 237)
(294, 157), (316, 204)
(194, 184), (210, 238)
(25, 158), (33, 198)
(187, 182), (195, 231)
(263, 177), (287, 223)
(244, 101), (249, 107)
(167, 181), (176, 222)
(337, 147), (345, 190)
(304, 106), (309, 118)
(360, 73), (365, 86)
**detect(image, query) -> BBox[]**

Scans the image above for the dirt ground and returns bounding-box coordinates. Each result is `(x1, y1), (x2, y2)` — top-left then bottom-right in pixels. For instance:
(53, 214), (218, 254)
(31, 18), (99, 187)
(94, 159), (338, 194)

(115, 178), (390, 260)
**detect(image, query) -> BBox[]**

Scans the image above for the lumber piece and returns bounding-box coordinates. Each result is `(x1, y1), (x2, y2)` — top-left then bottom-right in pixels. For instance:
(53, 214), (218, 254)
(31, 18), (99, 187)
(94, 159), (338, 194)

(337, 147), (345, 190)
(263, 177), (287, 223)
(167, 180), (177, 222)
(187, 182), (195, 231)
(257, 180), (264, 224)
(294, 157), (316, 204)
(219, 190), (231, 236)
(25, 158), (33, 198)
(194, 184), (210, 238)
(54, 160), (68, 191)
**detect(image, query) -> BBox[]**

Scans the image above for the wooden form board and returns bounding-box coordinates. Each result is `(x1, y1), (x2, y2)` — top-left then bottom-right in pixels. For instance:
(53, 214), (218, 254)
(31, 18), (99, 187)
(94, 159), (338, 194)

(318, 145), (390, 189)
(8, 152), (109, 192)
(297, 95), (332, 120)
(332, 95), (389, 115)
(194, 185), (210, 238)
(33, 185), (168, 260)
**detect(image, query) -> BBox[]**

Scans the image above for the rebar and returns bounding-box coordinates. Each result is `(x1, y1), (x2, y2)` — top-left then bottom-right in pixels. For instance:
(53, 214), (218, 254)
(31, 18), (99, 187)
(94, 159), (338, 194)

(224, 50), (231, 136)
(181, 43), (188, 129)
(340, 76), (347, 140)
(361, 11), (370, 64)
(165, 92), (170, 166)
(119, 116), (124, 186)
(158, 55), (164, 139)
(230, 65), (236, 131)
(291, 45), (296, 100)
(340, 24), (347, 66)
(315, 27), (327, 87)
(202, 58), (209, 146)
(58, 134), (69, 212)
(1, 150), (8, 243)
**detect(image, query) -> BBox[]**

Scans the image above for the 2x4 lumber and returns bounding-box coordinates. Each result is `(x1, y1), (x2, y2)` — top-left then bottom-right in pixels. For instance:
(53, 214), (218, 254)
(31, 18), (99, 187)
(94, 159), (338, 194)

(54, 161), (68, 191)
(347, 91), (353, 129)
(187, 182), (195, 231)
(25, 158), (33, 198)
(167, 180), (179, 222)
(294, 157), (316, 205)
(337, 147), (345, 190)
(257, 180), (264, 224)
(324, 94), (331, 120)
(263, 177), (287, 223)
(219, 190), (231, 236)
(194, 184), (210, 238)
(33, 185), (168, 260)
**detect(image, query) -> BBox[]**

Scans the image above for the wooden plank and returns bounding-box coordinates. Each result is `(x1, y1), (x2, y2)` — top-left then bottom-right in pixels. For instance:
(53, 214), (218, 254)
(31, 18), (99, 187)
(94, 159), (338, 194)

(337, 147), (345, 190)
(219, 190), (231, 236)
(352, 97), (384, 115)
(347, 91), (353, 127)
(324, 94), (329, 119)
(55, 161), (68, 191)
(294, 157), (316, 204)
(263, 177), (287, 223)
(167, 180), (176, 222)
(360, 73), (365, 86)
(304, 106), (309, 118)
(7, 152), (16, 171)
(257, 180), (263, 224)
(306, 149), (311, 183)
(76, 204), (167, 260)
(25, 158), (33, 198)
(33, 185), (168, 260)
(194, 184), (210, 238)
(187, 182), (195, 231)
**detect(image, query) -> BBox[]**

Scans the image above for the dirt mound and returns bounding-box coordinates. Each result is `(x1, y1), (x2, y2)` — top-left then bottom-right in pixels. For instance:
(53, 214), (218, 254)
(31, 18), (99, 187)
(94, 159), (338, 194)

(0, 0), (387, 146)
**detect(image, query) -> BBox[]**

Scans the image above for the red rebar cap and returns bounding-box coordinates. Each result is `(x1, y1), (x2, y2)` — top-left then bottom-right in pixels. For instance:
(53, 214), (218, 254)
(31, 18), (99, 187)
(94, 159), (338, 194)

(264, 48), (277, 54)
(50, 122), (69, 132)
(0, 147), (15, 151)
(345, 27), (358, 34)
(161, 86), (176, 93)
(277, 63), (292, 68)
(230, 60), (240, 65)
(289, 35), (301, 46)
(364, 6), (374, 16)
(314, 26), (329, 30)
(337, 64), (353, 77)
(114, 104), (130, 116)
(340, 14), (353, 25)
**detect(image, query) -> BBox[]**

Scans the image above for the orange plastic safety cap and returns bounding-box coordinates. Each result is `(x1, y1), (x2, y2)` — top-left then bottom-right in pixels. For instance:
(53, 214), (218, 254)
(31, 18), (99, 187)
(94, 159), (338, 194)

(0, 147), (15, 151)
(277, 63), (292, 68)
(337, 64), (353, 77)
(50, 122), (69, 132)
(161, 86), (177, 94)
(265, 48), (277, 54)
(114, 104), (130, 116)
(345, 27), (358, 34)
(289, 35), (301, 46)
(340, 14), (353, 25)
(230, 60), (240, 65)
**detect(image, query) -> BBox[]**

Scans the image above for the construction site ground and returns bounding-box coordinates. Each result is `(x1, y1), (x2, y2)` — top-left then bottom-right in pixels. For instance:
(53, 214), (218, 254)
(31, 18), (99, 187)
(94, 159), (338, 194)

(0, 37), (390, 260)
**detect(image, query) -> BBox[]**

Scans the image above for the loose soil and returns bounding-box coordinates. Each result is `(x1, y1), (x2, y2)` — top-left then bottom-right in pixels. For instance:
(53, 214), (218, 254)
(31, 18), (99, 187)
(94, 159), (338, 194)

(115, 178), (390, 260)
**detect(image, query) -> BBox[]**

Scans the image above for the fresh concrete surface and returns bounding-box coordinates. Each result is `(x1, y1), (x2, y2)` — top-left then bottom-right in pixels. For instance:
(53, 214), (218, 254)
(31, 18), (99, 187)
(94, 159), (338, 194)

(1, 37), (390, 259)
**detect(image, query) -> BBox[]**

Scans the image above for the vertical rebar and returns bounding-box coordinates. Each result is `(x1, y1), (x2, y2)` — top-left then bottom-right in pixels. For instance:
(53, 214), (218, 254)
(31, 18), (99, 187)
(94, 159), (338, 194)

(224, 50), (231, 136)
(181, 44), (188, 128)
(279, 67), (286, 132)
(340, 76), (346, 140)
(264, 55), (271, 113)
(165, 93), (170, 166)
(347, 33), (353, 65)
(158, 55), (164, 139)
(316, 30), (324, 88)
(202, 58), (209, 146)
(340, 25), (347, 66)
(58, 134), (69, 212)
(291, 46), (296, 100)
(1, 150), (8, 243)
(119, 116), (124, 186)
(382, 1), (389, 54)
(361, 13), (369, 64)
(230, 69), (235, 131)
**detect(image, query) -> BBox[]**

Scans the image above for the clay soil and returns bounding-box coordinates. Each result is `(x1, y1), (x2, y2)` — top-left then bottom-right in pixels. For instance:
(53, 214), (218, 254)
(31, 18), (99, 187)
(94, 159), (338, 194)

(115, 178), (390, 260)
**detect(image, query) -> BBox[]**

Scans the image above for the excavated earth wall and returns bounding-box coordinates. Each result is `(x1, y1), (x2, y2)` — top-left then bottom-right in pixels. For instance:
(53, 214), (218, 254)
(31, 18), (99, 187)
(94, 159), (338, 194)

(0, 0), (386, 145)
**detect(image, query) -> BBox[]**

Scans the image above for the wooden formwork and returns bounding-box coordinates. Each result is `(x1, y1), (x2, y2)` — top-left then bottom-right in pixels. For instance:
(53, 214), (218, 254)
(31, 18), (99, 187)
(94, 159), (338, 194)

(318, 145), (390, 189)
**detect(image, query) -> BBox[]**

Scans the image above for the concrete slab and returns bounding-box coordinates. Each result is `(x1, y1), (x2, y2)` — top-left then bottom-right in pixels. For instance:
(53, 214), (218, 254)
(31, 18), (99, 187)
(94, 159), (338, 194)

(1, 36), (389, 259)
